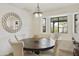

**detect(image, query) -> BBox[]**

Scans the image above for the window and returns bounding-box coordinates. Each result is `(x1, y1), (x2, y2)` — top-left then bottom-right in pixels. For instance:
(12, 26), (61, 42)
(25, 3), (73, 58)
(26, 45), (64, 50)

(50, 16), (68, 33)
(41, 18), (46, 33)
(74, 14), (78, 33)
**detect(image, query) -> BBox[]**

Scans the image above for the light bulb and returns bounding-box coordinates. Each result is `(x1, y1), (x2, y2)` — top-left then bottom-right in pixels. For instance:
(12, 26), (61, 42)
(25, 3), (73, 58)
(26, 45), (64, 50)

(34, 13), (39, 17)
(39, 13), (42, 17)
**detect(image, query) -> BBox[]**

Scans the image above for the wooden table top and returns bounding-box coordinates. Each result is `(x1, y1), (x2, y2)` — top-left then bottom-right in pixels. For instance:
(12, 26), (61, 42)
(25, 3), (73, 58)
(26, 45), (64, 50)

(22, 38), (55, 50)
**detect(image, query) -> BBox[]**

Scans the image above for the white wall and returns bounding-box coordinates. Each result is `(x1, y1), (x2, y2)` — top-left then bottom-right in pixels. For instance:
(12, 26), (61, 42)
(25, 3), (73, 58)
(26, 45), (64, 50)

(0, 4), (33, 55)
(32, 4), (79, 39)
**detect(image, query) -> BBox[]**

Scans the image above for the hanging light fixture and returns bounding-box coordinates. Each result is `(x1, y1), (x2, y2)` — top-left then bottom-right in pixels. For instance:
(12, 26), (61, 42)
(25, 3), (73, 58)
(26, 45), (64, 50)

(33, 3), (43, 17)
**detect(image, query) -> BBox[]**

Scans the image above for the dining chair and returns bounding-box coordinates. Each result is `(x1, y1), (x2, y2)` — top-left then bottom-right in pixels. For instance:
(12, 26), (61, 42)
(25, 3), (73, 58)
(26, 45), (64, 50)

(72, 37), (79, 56)
(9, 39), (24, 56)
(54, 39), (73, 56)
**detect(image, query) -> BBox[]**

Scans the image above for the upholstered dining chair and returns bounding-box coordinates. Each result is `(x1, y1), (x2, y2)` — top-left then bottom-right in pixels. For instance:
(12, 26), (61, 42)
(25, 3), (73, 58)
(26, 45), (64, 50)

(54, 39), (73, 56)
(9, 39), (24, 56)
(14, 35), (30, 55)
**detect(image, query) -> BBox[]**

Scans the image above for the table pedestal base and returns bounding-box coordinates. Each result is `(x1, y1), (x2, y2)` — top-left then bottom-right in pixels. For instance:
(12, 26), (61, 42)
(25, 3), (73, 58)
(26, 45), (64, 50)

(34, 50), (40, 55)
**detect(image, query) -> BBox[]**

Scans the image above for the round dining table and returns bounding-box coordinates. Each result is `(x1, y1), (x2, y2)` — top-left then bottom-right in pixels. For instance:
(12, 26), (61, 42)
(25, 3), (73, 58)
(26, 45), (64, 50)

(22, 38), (55, 55)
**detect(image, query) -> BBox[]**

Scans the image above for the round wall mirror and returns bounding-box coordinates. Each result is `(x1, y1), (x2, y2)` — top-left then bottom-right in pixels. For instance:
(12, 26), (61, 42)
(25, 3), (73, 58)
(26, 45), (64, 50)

(2, 12), (22, 33)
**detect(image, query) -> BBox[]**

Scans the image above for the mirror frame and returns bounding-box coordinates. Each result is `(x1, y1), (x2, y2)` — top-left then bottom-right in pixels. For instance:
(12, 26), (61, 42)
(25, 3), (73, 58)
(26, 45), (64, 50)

(2, 12), (22, 33)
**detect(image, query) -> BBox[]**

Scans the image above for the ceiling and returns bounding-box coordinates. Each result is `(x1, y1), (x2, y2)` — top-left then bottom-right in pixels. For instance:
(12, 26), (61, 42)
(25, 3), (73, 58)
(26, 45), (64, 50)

(10, 3), (78, 13)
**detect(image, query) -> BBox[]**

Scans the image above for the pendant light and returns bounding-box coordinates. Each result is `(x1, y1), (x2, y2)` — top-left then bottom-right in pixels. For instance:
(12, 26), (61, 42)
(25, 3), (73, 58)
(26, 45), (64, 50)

(33, 3), (43, 17)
